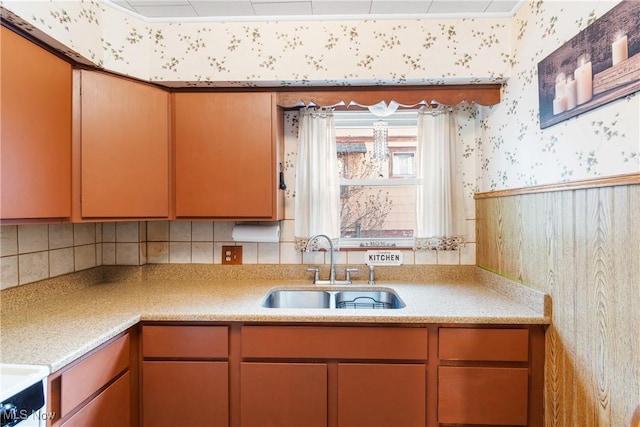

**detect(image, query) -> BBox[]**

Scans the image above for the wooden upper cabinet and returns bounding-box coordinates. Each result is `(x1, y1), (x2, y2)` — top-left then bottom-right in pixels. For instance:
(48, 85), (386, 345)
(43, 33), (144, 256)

(77, 70), (170, 219)
(173, 92), (284, 220)
(0, 27), (72, 220)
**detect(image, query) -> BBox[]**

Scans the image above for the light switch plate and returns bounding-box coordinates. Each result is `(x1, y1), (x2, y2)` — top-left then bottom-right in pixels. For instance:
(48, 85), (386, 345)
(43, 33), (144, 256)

(222, 246), (242, 265)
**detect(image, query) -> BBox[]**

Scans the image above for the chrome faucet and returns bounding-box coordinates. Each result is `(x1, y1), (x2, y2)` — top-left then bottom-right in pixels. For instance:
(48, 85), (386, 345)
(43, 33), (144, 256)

(304, 233), (336, 284)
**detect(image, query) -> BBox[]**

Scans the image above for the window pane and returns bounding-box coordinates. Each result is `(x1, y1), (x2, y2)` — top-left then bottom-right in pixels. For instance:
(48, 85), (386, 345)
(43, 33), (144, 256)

(340, 184), (415, 239)
(336, 134), (417, 179)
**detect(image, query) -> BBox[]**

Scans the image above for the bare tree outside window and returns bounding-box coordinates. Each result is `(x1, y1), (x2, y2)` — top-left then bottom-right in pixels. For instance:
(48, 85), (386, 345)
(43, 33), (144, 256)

(338, 150), (394, 237)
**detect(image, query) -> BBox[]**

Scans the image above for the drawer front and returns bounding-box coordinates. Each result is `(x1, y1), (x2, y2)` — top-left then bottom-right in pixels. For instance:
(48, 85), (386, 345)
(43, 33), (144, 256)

(61, 334), (129, 417)
(61, 371), (131, 427)
(439, 327), (529, 362)
(142, 325), (228, 358)
(438, 366), (529, 426)
(242, 326), (428, 360)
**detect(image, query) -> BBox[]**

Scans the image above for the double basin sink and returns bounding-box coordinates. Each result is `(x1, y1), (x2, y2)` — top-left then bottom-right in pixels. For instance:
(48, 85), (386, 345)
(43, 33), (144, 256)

(262, 287), (405, 310)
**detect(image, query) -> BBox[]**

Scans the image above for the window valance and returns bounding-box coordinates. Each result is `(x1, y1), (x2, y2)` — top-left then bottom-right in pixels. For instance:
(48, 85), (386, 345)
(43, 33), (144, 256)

(276, 84), (501, 108)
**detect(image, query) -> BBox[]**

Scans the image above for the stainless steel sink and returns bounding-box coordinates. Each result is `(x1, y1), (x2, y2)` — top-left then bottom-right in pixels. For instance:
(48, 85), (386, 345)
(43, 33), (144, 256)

(262, 290), (331, 309)
(262, 288), (404, 309)
(335, 290), (405, 309)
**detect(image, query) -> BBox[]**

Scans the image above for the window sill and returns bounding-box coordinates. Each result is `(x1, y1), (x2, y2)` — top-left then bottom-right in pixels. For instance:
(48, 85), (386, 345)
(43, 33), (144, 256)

(338, 238), (414, 250)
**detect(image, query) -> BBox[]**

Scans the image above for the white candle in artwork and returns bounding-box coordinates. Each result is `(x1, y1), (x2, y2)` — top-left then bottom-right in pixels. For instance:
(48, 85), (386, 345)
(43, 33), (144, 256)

(553, 72), (567, 115)
(553, 97), (566, 115)
(555, 72), (566, 99)
(612, 34), (628, 66)
(575, 54), (593, 105)
(565, 75), (577, 110)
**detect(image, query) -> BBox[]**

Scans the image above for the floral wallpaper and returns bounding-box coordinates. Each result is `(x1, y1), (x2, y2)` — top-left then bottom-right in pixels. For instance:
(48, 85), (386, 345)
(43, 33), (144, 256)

(1, 0), (511, 86)
(147, 18), (511, 87)
(478, 0), (639, 191)
(1, 0), (638, 194)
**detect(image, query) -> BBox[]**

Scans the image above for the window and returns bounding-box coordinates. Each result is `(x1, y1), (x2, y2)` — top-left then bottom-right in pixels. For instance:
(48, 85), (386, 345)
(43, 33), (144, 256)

(389, 147), (416, 178)
(334, 109), (419, 248)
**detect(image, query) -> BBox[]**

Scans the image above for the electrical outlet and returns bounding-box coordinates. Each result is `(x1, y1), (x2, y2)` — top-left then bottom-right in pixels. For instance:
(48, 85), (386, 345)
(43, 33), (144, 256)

(222, 246), (242, 265)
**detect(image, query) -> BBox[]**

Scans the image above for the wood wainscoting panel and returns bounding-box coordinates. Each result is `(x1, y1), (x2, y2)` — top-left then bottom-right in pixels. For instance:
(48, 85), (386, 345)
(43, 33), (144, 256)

(476, 184), (640, 427)
(611, 185), (639, 426)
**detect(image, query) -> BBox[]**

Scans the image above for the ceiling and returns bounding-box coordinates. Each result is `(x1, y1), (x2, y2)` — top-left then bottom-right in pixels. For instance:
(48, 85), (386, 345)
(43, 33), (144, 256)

(105, 0), (525, 21)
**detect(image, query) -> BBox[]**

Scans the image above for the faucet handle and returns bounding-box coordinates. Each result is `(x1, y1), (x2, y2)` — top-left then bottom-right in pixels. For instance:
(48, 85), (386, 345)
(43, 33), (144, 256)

(345, 267), (359, 282)
(368, 265), (375, 285)
(306, 267), (320, 284)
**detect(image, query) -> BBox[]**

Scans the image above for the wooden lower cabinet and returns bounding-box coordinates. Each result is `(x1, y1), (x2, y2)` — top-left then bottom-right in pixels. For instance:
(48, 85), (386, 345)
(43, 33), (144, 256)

(240, 362), (327, 427)
(61, 372), (131, 427)
(47, 331), (136, 427)
(137, 323), (543, 427)
(239, 325), (429, 427)
(438, 366), (529, 426)
(238, 362), (426, 427)
(140, 325), (230, 427)
(437, 326), (543, 426)
(142, 361), (228, 427)
(337, 363), (426, 427)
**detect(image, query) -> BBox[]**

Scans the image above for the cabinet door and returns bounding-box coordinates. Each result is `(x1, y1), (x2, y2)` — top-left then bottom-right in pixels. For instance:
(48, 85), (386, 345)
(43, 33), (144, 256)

(80, 70), (169, 218)
(337, 363), (425, 427)
(438, 366), (529, 425)
(0, 27), (72, 219)
(142, 361), (228, 427)
(240, 362), (327, 427)
(174, 92), (277, 219)
(61, 372), (131, 427)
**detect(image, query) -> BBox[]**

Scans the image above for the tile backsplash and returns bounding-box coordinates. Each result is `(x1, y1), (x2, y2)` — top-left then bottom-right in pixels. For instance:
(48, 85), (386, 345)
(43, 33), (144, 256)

(0, 223), (102, 290)
(101, 221), (147, 267)
(0, 219), (476, 290)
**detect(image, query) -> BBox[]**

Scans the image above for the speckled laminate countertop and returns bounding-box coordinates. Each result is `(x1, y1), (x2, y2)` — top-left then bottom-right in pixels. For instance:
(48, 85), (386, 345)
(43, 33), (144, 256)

(0, 265), (550, 373)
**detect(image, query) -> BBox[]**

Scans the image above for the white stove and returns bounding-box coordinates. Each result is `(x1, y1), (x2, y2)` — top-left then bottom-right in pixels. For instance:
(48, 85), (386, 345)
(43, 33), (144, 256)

(0, 364), (49, 427)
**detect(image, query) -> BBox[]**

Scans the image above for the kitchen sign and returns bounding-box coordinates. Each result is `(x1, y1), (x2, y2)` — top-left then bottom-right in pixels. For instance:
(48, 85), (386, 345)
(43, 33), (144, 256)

(366, 250), (403, 266)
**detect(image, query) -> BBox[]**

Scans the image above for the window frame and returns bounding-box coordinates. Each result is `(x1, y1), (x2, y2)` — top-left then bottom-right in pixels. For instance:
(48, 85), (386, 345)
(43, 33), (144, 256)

(334, 109), (419, 250)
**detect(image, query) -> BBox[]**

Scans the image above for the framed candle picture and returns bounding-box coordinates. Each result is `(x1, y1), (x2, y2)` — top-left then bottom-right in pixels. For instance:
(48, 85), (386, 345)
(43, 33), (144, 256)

(538, 0), (640, 129)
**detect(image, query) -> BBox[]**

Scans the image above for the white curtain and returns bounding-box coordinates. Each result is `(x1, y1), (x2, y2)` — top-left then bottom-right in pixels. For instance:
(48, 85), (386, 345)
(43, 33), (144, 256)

(414, 106), (464, 250)
(294, 108), (340, 250)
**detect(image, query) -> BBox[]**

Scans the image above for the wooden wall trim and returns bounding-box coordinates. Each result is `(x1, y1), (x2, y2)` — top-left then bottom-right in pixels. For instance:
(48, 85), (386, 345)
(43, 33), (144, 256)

(474, 172), (640, 199)
(276, 85), (501, 108)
